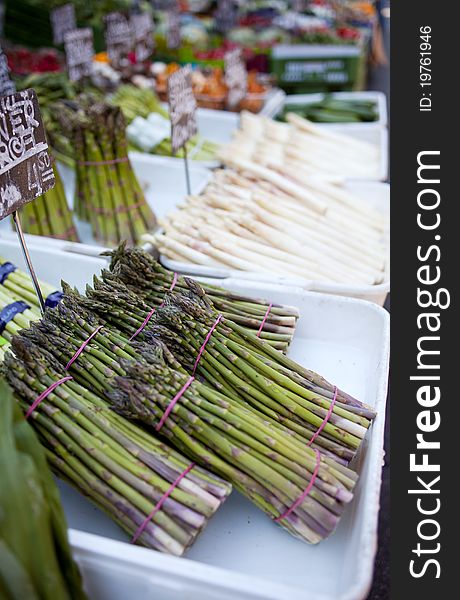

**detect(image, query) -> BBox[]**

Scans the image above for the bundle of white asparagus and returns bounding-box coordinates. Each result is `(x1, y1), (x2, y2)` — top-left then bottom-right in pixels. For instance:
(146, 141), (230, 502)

(218, 111), (381, 180)
(145, 161), (387, 285)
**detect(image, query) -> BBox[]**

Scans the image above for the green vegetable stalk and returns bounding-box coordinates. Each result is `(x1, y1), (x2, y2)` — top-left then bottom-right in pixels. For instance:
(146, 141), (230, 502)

(17, 163), (79, 242)
(55, 95), (157, 247)
(0, 379), (87, 600)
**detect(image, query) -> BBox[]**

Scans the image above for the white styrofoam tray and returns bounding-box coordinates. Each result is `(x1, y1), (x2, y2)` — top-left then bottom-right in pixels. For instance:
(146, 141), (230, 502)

(0, 240), (389, 600)
(279, 91), (388, 129)
(159, 181), (390, 306)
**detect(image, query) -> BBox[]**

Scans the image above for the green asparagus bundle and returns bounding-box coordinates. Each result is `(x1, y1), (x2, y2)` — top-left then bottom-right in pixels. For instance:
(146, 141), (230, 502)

(13, 296), (359, 544)
(17, 163), (79, 242)
(2, 341), (232, 556)
(105, 244), (299, 351)
(0, 379), (87, 599)
(73, 273), (374, 465)
(55, 96), (157, 247)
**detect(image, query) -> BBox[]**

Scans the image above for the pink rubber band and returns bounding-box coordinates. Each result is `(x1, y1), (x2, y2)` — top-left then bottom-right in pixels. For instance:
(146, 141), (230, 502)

(129, 273), (179, 341)
(159, 272), (178, 308)
(65, 326), (103, 370)
(131, 462), (195, 544)
(307, 386), (338, 447)
(156, 376), (195, 432)
(192, 314), (223, 376)
(25, 376), (73, 420)
(257, 303), (273, 337)
(274, 449), (321, 523)
(129, 308), (156, 341)
(78, 157), (129, 166)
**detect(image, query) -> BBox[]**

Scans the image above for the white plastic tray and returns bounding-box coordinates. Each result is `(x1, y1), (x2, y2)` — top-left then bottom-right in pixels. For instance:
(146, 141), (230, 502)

(279, 91), (388, 129)
(159, 181), (390, 306)
(0, 241), (389, 600)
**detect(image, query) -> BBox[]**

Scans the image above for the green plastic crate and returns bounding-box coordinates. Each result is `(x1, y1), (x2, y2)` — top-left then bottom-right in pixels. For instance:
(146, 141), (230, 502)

(270, 43), (363, 93)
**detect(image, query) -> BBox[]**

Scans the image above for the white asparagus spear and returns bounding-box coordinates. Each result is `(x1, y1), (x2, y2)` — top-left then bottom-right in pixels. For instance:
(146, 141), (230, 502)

(285, 112), (378, 155)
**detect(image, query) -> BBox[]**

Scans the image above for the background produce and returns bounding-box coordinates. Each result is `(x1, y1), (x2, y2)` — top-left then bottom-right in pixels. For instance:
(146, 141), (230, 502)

(279, 95), (378, 123)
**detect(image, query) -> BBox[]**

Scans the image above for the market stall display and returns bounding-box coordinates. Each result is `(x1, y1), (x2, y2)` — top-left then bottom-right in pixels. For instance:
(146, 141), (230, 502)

(0, 1), (390, 597)
(0, 239), (390, 600)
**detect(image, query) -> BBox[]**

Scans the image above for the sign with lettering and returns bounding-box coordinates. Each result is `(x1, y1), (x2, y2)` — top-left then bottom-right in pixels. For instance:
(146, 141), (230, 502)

(0, 89), (55, 220)
(104, 12), (133, 67)
(131, 12), (154, 62)
(64, 28), (94, 82)
(50, 3), (76, 45)
(224, 48), (247, 109)
(167, 66), (197, 154)
(0, 48), (15, 97)
(166, 8), (181, 49)
(215, 0), (238, 34)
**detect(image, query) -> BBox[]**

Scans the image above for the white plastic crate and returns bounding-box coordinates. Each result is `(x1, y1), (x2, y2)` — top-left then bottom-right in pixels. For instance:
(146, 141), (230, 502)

(0, 240), (389, 600)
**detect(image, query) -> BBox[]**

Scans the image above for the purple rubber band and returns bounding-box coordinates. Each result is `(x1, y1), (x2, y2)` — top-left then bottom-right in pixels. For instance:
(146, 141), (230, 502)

(25, 376), (73, 420)
(156, 376), (195, 432)
(274, 449), (321, 523)
(131, 462), (195, 544)
(65, 326), (103, 370)
(307, 386), (338, 447)
(192, 314), (223, 376)
(257, 303), (273, 337)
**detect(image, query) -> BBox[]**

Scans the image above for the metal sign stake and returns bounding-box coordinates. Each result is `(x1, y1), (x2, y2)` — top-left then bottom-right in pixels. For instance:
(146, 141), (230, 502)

(183, 144), (192, 195)
(12, 210), (46, 315)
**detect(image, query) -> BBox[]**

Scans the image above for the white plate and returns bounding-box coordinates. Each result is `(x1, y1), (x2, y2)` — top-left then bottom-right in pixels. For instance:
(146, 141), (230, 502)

(0, 242), (389, 600)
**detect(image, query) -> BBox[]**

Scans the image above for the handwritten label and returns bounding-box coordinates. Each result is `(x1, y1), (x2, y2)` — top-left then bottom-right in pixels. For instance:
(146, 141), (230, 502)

(0, 48), (15, 97)
(168, 66), (197, 154)
(131, 12), (154, 62)
(0, 89), (55, 220)
(215, 0), (238, 34)
(104, 12), (133, 68)
(64, 28), (94, 82)
(224, 48), (247, 109)
(166, 8), (181, 50)
(50, 3), (76, 45)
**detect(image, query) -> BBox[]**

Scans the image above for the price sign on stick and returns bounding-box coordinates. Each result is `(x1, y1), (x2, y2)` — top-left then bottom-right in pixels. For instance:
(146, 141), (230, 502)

(167, 66), (197, 194)
(64, 28), (95, 82)
(104, 12), (133, 68)
(224, 48), (247, 110)
(0, 47), (15, 97)
(215, 0), (238, 34)
(50, 3), (76, 45)
(166, 8), (181, 49)
(0, 89), (55, 313)
(131, 12), (155, 62)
